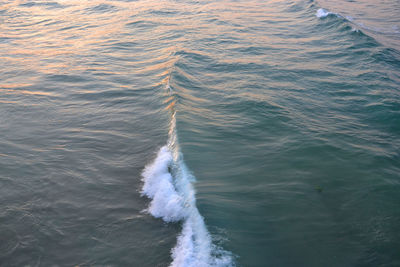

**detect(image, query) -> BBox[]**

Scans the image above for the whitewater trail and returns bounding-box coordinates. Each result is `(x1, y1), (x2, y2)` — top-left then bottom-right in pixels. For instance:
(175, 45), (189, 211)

(141, 80), (234, 267)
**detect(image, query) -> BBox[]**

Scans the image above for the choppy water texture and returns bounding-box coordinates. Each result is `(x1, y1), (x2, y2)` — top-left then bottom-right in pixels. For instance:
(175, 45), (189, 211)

(1, 0), (399, 266)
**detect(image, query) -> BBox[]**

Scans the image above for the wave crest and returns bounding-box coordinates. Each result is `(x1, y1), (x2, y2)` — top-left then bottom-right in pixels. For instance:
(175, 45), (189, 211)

(316, 8), (336, 18)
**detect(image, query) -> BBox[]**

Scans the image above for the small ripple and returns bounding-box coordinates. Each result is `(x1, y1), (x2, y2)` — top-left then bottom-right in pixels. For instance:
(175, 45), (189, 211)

(0, 227), (19, 257)
(125, 20), (160, 29)
(46, 74), (89, 83)
(19, 1), (66, 9)
(84, 4), (119, 14)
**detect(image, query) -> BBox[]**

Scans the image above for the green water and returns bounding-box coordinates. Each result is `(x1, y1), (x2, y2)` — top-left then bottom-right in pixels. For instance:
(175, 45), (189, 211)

(0, 0), (399, 266)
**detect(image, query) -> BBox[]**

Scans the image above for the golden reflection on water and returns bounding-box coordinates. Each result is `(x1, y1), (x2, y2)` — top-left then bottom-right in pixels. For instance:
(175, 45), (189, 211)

(1, 0), (321, 89)
(3, 89), (54, 96)
(2, 0), (134, 74)
(2, 0), (279, 72)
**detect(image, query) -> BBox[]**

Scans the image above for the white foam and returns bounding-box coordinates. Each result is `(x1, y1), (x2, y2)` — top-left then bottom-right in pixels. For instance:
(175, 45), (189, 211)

(141, 105), (234, 266)
(316, 8), (336, 18)
(316, 8), (329, 18)
(141, 146), (188, 222)
(142, 145), (234, 266)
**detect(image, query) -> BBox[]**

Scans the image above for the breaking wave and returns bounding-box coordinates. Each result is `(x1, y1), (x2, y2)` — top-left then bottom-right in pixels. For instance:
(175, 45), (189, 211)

(316, 8), (400, 36)
(141, 81), (234, 267)
(316, 8), (336, 18)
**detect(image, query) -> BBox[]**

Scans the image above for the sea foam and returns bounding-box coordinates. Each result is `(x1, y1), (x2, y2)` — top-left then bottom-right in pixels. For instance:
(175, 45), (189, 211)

(141, 91), (234, 266)
(142, 145), (234, 267)
(316, 8), (335, 18)
(316, 8), (355, 22)
(141, 146), (187, 222)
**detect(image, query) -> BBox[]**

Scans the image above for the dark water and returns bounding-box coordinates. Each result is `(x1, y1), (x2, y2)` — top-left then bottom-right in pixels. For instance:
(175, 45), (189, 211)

(0, 0), (399, 266)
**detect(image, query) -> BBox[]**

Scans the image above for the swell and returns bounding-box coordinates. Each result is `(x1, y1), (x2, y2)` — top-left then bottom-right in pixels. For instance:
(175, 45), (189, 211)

(141, 78), (234, 267)
(314, 5), (400, 72)
(315, 6), (400, 51)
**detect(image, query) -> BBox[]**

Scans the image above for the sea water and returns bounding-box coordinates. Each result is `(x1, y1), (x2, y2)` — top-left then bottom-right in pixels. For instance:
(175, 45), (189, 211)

(0, 0), (399, 266)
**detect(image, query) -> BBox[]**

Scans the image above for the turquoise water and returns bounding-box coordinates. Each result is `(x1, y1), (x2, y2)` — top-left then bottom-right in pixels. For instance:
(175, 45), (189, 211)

(1, 0), (399, 266)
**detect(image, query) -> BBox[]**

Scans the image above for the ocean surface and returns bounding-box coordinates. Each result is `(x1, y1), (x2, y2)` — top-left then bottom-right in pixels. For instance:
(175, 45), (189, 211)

(1, 0), (399, 266)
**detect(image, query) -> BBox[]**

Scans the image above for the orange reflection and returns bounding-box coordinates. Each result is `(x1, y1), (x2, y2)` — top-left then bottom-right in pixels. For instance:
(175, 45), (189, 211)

(1, 87), (54, 96)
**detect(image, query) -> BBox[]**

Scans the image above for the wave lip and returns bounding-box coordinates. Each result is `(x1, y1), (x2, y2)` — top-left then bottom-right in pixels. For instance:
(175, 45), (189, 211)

(316, 8), (336, 18)
(316, 8), (356, 23)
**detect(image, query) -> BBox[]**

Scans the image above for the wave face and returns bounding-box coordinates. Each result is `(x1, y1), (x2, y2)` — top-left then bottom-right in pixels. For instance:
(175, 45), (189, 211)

(141, 86), (233, 267)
